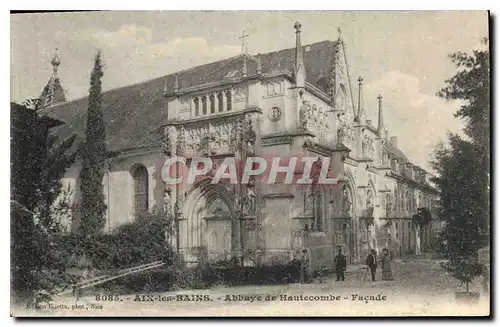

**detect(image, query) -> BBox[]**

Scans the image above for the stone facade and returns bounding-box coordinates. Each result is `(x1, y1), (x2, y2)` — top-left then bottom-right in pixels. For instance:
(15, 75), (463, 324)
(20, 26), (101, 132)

(52, 22), (439, 269)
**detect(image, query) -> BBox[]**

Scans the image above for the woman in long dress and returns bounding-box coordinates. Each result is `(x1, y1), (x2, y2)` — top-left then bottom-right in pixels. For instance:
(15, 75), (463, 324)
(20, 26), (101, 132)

(381, 248), (394, 281)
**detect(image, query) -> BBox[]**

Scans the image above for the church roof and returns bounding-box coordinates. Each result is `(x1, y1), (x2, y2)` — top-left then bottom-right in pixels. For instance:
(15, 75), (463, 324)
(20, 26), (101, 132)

(386, 142), (410, 164)
(40, 50), (67, 108)
(43, 40), (337, 154)
(40, 76), (66, 108)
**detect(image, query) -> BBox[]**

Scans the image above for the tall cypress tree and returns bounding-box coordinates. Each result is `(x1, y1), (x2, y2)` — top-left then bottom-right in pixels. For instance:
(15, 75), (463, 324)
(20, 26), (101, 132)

(432, 39), (489, 292)
(78, 51), (107, 236)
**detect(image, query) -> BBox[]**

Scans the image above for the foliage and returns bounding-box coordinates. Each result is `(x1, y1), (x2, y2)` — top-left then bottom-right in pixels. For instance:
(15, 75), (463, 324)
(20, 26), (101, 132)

(58, 208), (176, 272)
(78, 51), (108, 236)
(433, 38), (489, 291)
(10, 102), (77, 303)
(412, 207), (432, 227)
(437, 38), (490, 157)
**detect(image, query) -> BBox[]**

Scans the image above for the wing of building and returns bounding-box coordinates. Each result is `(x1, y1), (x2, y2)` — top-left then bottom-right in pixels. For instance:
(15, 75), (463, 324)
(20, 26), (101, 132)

(41, 22), (439, 267)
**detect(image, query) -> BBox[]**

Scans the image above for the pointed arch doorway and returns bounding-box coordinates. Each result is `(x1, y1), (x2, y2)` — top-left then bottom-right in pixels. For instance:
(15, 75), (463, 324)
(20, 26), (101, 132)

(180, 179), (236, 264)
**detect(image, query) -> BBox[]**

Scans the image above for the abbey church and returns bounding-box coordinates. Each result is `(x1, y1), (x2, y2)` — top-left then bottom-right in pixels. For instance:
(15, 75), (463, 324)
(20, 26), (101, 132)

(41, 22), (439, 268)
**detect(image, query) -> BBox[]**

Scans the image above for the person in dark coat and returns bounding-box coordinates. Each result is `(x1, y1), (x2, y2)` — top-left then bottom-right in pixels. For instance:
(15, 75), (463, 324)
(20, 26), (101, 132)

(299, 248), (312, 284)
(366, 249), (378, 282)
(334, 248), (347, 281)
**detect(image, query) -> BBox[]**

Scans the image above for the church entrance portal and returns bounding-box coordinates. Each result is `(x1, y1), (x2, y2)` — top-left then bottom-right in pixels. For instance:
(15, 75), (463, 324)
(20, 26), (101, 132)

(180, 179), (236, 264)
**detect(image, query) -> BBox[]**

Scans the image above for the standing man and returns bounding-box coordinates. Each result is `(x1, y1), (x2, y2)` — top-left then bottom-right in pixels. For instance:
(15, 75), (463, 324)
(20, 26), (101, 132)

(366, 249), (378, 282)
(300, 248), (311, 284)
(334, 248), (347, 282)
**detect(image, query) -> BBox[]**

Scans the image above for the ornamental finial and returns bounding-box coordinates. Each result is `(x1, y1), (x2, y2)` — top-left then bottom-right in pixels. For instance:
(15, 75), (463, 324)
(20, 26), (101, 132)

(294, 21), (302, 33)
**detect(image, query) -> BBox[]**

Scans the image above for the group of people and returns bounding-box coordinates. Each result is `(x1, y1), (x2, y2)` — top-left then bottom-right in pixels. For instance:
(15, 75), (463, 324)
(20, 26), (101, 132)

(298, 247), (394, 284)
(334, 248), (394, 282)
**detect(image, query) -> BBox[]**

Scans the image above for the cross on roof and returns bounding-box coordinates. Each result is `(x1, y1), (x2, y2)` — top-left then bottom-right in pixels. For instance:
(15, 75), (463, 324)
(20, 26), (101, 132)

(238, 30), (249, 54)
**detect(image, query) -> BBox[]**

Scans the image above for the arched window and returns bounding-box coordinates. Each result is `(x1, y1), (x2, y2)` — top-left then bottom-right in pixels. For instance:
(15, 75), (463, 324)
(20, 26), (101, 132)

(316, 77), (329, 93)
(194, 97), (200, 117)
(210, 94), (215, 114)
(217, 92), (224, 112)
(132, 165), (149, 215)
(225, 90), (232, 111)
(202, 95), (207, 115)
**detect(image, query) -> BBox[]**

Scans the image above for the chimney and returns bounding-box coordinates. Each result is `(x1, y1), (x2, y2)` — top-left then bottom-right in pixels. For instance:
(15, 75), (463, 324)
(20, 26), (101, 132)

(366, 119), (372, 126)
(293, 21), (306, 88)
(390, 136), (398, 147)
(377, 94), (384, 133)
(384, 130), (389, 140)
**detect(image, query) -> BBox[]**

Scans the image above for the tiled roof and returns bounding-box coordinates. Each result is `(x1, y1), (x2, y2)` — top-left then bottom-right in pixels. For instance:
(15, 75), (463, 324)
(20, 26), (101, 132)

(386, 142), (410, 163)
(44, 40), (337, 154)
(40, 76), (66, 108)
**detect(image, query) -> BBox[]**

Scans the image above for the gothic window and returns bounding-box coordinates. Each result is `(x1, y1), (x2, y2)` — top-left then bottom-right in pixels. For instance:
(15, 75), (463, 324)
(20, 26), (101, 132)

(313, 192), (324, 232)
(132, 164), (149, 215)
(391, 159), (397, 171)
(316, 77), (329, 93)
(202, 95), (207, 115)
(225, 90), (232, 111)
(217, 92), (224, 112)
(194, 97), (200, 117)
(210, 94), (215, 114)
(406, 191), (411, 212)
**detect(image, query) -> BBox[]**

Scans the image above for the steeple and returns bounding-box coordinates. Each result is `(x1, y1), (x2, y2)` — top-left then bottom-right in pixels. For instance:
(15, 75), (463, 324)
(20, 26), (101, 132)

(356, 76), (365, 123)
(173, 73), (180, 94)
(40, 48), (66, 108)
(293, 21), (306, 88)
(377, 94), (385, 133)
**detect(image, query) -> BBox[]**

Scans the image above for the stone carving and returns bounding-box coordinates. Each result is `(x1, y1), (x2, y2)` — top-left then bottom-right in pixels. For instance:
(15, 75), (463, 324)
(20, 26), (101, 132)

(362, 134), (374, 157)
(233, 86), (248, 102)
(176, 126), (186, 156)
(229, 117), (243, 153)
(244, 186), (256, 216)
(265, 81), (283, 96)
(342, 184), (352, 217)
(164, 187), (172, 214)
(181, 118), (235, 156)
(337, 113), (354, 147)
(244, 116), (256, 155)
(385, 193), (393, 217)
(304, 184), (314, 215)
(162, 126), (173, 156)
(178, 99), (190, 113)
(299, 100), (328, 145)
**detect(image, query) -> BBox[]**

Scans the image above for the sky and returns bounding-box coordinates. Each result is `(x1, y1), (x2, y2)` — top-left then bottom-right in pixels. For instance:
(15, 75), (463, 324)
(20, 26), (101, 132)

(10, 11), (489, 171)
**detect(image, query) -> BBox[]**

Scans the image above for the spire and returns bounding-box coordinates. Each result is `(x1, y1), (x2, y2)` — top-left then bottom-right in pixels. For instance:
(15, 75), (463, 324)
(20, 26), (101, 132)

(173, 73), (179, 93)
(377, 94), (385, 133)
(356, 76), (365, 122)
(256, 53), (262, 75)
(337, 27), (343, 42)
(293, 21), (306, 88)
(40, 48), (66, 108)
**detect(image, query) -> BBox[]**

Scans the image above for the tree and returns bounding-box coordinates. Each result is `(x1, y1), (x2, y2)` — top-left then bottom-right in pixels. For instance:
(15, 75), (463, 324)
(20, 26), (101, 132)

(78, 51), (107, 236)
(11, 101), (77, 303)
(433, 39), (490, 292)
